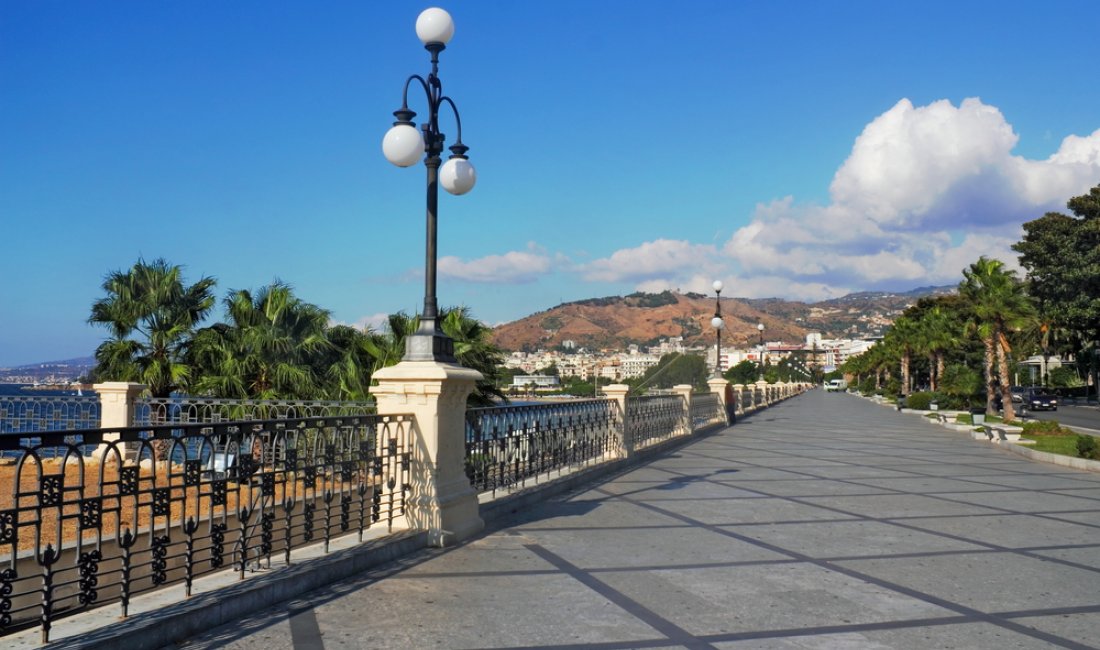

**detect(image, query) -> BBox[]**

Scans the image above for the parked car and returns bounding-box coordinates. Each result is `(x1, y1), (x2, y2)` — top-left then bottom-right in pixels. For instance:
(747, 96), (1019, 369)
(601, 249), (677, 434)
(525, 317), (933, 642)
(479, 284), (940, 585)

(1023, 389), (1058, 411)
(824, 379), (847, 392)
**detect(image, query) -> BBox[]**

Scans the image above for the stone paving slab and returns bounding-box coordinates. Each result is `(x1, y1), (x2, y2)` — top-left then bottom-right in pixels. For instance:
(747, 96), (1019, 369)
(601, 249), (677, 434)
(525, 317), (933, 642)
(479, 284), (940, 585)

(164, 391), (1100, 650)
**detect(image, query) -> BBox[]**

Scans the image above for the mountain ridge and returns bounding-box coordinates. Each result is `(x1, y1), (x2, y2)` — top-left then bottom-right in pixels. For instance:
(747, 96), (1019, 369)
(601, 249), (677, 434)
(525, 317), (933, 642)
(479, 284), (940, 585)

(490, 286), (954, 353)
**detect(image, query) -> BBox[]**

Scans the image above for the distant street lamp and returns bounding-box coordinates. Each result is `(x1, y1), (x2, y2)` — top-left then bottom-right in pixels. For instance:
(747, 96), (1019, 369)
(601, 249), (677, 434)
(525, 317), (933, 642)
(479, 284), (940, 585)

(757, 322), (766, 380)
(382, 7), (477, 362)
(710, 281), (725, 379)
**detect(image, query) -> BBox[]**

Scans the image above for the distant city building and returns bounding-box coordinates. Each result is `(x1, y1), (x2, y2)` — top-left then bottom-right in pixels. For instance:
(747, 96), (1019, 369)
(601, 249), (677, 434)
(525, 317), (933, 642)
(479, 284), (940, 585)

(510, 375), (560, 389)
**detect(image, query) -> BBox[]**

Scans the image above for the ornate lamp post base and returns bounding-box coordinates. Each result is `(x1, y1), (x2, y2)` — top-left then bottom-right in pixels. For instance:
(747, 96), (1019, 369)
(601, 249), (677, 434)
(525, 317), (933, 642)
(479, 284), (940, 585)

(405, 321), (456, 363)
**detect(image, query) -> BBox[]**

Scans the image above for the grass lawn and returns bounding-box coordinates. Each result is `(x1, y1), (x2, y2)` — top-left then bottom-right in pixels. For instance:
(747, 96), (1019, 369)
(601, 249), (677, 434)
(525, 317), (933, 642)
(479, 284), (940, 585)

(1021, 434), (1096, 458)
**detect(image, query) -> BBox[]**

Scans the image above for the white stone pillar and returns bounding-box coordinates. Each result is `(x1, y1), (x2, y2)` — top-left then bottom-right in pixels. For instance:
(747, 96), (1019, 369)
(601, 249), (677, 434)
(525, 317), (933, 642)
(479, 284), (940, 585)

(732, 384), (745, 415)
(756, 380), (769, 407)
(370, 361), (485, 547)
(707, 377), (731, 425)
(603, 384), (631, 457)
(93, 382), (146, 461)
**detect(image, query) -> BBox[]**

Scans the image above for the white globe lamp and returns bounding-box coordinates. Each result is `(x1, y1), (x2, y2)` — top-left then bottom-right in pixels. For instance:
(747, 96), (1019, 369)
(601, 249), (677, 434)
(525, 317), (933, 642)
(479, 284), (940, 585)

(416, 8), (455, 45)
(440, 156), (477, 195)
(382, 123), (424, 167)
(712, 280), (723, 293)
(711, 316), (725, 330)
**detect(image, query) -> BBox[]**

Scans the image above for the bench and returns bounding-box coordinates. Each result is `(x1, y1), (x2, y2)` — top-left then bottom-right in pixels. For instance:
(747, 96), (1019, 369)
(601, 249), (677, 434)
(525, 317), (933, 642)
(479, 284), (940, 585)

(986, 424), (1024, 443)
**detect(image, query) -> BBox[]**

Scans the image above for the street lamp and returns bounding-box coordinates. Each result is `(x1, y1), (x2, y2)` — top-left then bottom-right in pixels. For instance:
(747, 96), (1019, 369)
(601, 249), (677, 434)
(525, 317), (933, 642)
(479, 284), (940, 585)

(383, 7), (477, 362)
(710, 280), (725, 378)
(757, 322), (765, 380)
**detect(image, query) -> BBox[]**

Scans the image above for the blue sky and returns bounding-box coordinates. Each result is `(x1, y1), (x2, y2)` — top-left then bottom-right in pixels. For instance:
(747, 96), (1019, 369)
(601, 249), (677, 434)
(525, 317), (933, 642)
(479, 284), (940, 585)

(3, 1), (1100, 367)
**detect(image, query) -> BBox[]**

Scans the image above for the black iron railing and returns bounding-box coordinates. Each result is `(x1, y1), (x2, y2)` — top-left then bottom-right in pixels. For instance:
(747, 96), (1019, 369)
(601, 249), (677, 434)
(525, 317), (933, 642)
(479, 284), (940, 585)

(135, 397), (374, 426)
(465, 400), (620, 495)
(0, 414), (411, 642)
(625, 394), (686, 450)
(691, 392), (725, 429)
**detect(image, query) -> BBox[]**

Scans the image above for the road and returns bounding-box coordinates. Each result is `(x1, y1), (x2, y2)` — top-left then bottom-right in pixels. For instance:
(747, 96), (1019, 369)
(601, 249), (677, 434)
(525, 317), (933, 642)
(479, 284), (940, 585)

(1024, 403), (1100, 434)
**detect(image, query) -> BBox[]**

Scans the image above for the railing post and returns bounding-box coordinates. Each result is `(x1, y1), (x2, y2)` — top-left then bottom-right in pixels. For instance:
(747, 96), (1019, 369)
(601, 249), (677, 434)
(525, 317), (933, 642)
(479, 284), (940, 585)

(369, 361), (485, 547)
(672, 384), (693, 435)
(93, 382), (146, 460)
(732, 384), (745, 416)
(707, 377), (731, 425)
(603, 384), (631, 458)
(755, 380), (768, 408)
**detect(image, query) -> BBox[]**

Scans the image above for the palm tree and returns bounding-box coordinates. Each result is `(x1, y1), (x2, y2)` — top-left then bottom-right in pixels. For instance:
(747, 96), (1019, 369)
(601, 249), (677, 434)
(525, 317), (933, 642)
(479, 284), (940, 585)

(191, 282), (332, 399)
(368, 308), (507, 406)
(88, 258), (216, 397)
(960, 257), (1037, 419)
(917, 301), (959, 392)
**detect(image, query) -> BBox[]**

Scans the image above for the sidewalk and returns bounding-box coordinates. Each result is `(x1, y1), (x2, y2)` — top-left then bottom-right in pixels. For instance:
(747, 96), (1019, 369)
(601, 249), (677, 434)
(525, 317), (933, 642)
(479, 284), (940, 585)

(169, 391), (1100, 649)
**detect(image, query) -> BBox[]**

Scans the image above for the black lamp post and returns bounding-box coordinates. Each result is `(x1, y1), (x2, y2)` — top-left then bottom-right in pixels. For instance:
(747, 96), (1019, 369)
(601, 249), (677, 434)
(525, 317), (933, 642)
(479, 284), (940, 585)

(382, 8), (476, 362)
(757, 322), (765, 380)
(710, 281), (725, 379)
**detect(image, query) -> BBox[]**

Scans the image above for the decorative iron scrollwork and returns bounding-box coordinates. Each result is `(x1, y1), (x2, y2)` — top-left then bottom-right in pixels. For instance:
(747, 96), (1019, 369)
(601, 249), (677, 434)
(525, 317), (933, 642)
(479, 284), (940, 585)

(40, 475), (63, 507)
(78, 550), (101, 605)
(79, 498), (102, 530)
(211, 478), (227, 506)
(184, 459), (202, 486)
(120, 466), (138, 495)
(0, 510), (16, 546)
(151, 535), (169, 585)
(0, 567), (17, 628)
(260, 512), (274, 556)
(340, 494), (351, 531)
(303, 503), (315, 542)
(153, 488), (170, 517)
(259, 472), (274, 497)
(210, 523), (226, 568)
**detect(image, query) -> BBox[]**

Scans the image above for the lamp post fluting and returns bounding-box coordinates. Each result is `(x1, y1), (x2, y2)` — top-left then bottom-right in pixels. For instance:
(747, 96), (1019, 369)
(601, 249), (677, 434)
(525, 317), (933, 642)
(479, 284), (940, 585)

(710, 281), (725, 379)
(382, 7), (477, 363)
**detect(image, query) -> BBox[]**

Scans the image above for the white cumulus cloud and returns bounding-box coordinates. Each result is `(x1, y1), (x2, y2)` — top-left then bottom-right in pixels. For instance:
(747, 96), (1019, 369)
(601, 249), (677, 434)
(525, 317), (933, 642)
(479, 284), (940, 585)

(579, 239), (721, 284)
(722, 97), (1100, 300)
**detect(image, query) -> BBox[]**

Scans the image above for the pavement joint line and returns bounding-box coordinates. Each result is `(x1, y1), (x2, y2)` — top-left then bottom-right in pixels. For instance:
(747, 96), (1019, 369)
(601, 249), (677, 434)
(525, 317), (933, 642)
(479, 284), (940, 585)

(523, 542), (719, 650)
(596, 484), (1097, 650)
(654, 444), (1100, 577)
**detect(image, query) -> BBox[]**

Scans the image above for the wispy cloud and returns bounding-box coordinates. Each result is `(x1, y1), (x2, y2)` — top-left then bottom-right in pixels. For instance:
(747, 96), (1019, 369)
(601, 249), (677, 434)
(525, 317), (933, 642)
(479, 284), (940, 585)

(438, 242), (555, 283)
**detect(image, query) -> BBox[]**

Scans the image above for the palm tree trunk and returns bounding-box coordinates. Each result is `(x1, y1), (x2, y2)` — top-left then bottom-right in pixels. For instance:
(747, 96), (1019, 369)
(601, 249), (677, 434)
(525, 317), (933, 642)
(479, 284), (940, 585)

(901, 351), (910, 394)
(927, 353), (937, 391)
(997, 331), (1016, 421)
(983, 336), (996, 415)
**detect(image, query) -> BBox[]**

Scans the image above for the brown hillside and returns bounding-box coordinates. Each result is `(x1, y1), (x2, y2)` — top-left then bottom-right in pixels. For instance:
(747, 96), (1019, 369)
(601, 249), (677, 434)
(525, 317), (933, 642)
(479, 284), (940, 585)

(491, 291), (808, 352)
(489, 287), (952, 353)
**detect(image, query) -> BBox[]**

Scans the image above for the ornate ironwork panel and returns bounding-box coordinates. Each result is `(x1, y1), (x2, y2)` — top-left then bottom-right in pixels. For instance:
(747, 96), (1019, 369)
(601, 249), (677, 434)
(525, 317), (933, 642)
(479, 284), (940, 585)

(691, 392), (726, 430)
(0, 413), (412, 641)
(626, 394), (687, 450)
(464, 399), (620, 496)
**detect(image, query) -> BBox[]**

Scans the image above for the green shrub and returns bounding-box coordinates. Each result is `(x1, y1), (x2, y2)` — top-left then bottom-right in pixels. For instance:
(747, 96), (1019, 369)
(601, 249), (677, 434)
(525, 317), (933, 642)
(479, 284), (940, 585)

(904, 391), (934, 410)
(858, 377), (876, 395)
(1021, 420), (1069, 436)
(1075, 435), (1098, 459)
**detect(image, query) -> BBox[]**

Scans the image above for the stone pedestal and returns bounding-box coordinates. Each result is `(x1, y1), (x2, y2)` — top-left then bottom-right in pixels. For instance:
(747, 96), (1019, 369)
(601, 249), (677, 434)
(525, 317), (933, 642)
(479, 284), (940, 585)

(93, 382), (146, 461)
(707, 377), (731, 425)
(370, 361), (485, 547)
(603, 384), (632, 457)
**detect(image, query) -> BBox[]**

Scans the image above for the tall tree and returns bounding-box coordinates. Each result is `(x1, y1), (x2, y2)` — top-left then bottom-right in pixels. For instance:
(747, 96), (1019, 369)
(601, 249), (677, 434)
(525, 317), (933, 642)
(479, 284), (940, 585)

(88, 258), (216, 397)
(1013, 183), (1100, 395)
(191, 282), (332, 399)
(959, 257), (1036, 419)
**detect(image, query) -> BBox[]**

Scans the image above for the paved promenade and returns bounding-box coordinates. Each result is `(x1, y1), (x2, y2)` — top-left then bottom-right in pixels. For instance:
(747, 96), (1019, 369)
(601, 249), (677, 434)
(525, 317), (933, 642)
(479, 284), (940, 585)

(170, 391), (1100, 649)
